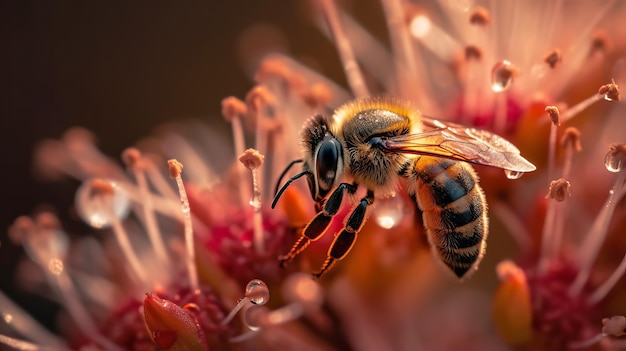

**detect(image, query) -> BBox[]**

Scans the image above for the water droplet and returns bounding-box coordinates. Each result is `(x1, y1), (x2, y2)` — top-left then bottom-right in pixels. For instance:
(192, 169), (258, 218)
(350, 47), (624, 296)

(3, 313), (13, 324)
(504, 169), (524, 179)
(374, 194), (407, 229)
(75, 179), (131, 229)
(491, 60), (516, 92)
(245, 279), (269, 305)
(47, 258), (64, 275)
(605, 151), (622, 172)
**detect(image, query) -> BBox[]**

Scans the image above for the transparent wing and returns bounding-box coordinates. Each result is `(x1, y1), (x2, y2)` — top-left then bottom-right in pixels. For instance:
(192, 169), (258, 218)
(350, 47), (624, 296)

(382, 117), (536, 172)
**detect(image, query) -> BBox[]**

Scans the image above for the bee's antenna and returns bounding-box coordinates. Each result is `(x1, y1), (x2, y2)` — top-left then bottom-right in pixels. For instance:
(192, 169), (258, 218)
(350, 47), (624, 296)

(274, 159), (304, 195)
(272, 170), (311, 209)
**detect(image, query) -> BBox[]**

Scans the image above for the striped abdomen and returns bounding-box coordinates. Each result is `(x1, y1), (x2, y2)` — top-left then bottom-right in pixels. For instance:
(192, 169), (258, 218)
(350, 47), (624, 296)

(402, 156), (488, 279)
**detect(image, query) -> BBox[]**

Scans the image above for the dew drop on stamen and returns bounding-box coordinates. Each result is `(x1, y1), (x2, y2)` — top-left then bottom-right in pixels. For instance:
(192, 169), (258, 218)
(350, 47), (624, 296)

(504, 170), (524, 179)
(491, 60), (516, 92)
(605, 152), (622, 173)
(75, 179), (131, 229)
(245, 279), (269, 305)
(374, 194), (406, 229)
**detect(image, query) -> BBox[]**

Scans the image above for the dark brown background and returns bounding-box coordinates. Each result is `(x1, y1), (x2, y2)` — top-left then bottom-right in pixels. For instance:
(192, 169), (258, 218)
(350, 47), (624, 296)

(0, 0), (385, 331)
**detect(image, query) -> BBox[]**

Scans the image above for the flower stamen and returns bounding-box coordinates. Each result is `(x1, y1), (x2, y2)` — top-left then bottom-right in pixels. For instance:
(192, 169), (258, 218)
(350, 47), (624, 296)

(570, 144), (626, 296)
(559, 81), (620, 124)
(122, 148), (171, 268)
(168, 159), (199, 292)
(239, 149), (266, 254)
(319, 0), (369, 98)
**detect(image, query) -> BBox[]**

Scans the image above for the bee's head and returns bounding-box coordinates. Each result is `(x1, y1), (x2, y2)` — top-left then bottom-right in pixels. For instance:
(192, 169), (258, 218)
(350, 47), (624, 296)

(273, 114), (344, 210)
(308, 134), (343, 202)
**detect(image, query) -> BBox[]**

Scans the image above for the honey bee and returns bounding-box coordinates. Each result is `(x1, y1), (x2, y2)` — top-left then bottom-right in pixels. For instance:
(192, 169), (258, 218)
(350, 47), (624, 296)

(272, 97), (536, 278)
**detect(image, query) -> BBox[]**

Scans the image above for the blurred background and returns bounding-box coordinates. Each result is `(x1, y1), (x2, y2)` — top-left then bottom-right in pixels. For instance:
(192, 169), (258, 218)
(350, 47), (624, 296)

(0, 0), (386, 330)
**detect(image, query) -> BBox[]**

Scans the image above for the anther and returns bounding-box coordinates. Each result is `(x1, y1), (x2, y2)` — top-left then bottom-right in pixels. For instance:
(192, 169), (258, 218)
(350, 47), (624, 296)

(547, 178), (571, 202)
(590, 30), (611, 56)
(598, 80), (620, 102)
(122, 147), (142, 169)
(221, 96), (248, 122)
(602, 316), (626, 337)
(545, 105), (560, 126)
(168, 159), (183, 178)
(469, 7), (490, 26)
(544, 49), (562, 69)
(464, 45), (482, 61)
(239, 149), (265, 170)
(168, 159), (199, 291)
(302, 82), (332, 108)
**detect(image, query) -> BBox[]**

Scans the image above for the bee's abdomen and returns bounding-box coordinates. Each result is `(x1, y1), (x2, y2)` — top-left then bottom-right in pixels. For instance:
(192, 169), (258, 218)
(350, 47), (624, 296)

(406, 157), (488, 279)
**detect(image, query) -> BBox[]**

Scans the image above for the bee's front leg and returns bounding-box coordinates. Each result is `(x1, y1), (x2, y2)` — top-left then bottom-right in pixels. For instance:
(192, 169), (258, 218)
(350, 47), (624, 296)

(279, 183), (357, 267)
(314, 190), (374, 278)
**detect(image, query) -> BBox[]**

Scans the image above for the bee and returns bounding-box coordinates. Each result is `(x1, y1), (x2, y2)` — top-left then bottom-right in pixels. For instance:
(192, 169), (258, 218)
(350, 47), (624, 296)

(272, 97), (536, 278)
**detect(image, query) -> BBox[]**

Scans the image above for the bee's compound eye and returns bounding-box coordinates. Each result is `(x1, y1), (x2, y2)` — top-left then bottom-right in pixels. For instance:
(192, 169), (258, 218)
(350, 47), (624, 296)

(315, 137), (342, 192)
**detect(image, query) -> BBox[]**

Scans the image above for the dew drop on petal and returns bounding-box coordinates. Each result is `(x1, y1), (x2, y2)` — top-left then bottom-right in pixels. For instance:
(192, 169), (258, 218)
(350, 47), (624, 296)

(605, 151), (622, 172)
(75, 178), (131, 229)
(491, 60), (516, 92)
(245, 279), (269, 305)
(504, 169), (524, 179)
(374, 194), (406, 229)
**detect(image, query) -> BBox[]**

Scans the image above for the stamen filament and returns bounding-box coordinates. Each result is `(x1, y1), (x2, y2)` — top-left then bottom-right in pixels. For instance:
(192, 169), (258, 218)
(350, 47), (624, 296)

(168, 159), (199, 292)
(589, 253), (626, 304)
(108, 212), (149, 283)
(0, 291), (66, 348)
(239, 149), (266, 254)
(571, 170), (626, 295)
(0, 335), (44, 351)
(123, 149), (170, 268)
(319, 0), (370, 98)
(491, 201), (529, 250)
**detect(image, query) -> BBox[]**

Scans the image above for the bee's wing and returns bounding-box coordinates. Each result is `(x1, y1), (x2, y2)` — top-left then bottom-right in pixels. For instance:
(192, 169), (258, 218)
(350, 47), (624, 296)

(383, 118), (536, 172)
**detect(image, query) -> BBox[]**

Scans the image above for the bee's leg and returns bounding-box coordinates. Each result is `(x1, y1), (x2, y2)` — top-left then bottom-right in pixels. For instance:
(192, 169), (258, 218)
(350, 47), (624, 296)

(279, 183), (357, 267)
(315, 190), (374, 278)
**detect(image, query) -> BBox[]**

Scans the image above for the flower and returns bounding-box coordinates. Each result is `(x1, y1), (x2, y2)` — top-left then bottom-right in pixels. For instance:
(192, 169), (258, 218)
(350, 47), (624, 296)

(2, 1), (626, 350)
